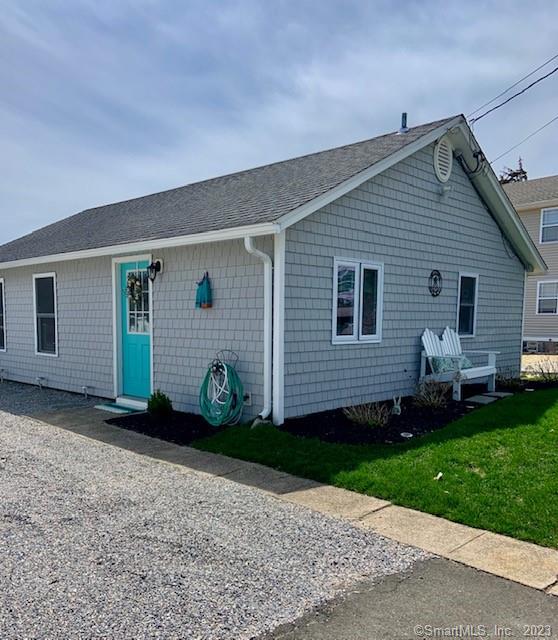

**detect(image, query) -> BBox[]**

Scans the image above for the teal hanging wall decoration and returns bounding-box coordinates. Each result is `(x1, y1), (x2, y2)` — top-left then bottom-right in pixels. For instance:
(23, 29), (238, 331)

(195, 272), (213, 308)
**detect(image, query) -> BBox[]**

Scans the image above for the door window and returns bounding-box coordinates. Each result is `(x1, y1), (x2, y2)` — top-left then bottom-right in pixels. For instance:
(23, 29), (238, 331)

(126, 269), (150, 334)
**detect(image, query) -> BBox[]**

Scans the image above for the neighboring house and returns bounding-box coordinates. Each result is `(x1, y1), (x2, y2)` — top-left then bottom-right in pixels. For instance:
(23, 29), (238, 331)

(504, 176), (558, 353)
(0, 115), (545, 423)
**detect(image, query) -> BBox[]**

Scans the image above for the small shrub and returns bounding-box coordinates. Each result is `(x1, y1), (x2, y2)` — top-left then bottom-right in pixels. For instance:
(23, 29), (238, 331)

(496, 368), (525, 392)
(525, 357), (558, 384)
(148, 390), (173, 419)
(343, 402), (390, 428)
(414, 381), (451, 409)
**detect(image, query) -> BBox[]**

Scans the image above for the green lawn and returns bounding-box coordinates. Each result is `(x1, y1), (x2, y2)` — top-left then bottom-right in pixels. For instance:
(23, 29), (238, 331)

(193, 389), (558, 548)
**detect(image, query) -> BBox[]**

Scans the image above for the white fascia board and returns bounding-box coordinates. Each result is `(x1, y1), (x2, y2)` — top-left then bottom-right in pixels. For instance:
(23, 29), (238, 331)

(450, 122), (547, 275)
(0, 222), (279, 270)
(480, 170), (547, 274)
(274, 115), (546, 276)
(275, 116), (465, 231)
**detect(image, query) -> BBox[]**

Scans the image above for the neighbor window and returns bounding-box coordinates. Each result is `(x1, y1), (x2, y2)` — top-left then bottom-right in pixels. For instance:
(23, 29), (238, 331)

(457, 273), (478, 337)
(540, 209), (558, 243)
(537, 281), (558, 314)
(0, 278), (5, 351)
(34, 273), (57, 355)
(332, 258), (383, 344)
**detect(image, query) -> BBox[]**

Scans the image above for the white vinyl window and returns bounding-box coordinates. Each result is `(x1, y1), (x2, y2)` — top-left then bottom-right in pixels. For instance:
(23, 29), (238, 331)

(537, 281), (558, 315)
(540, 209), (558, 244)
(33, 273), (58, 356)
(457, 273), (478, 337)
(0, 278), (5, 351)
(332, 258), (383, 344)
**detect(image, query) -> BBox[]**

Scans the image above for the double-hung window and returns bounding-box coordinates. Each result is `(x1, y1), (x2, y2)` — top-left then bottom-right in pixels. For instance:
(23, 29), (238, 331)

(457, 273), (478, 337)
(33, 273), (58, 356)
(537, 281), (558, 314)
(332, 258), (383, 344)
(0, 278), (5, 351)
(540, 209), (558, 243)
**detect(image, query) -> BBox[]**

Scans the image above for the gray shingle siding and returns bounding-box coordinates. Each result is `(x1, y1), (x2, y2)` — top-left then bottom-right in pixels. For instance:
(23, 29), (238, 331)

(152, 240), (269, 418)
(0, 143), (526, 422)
(0, 257), (114, 396)
(0, 240), (268, 419)
(283, 144), (525, 418)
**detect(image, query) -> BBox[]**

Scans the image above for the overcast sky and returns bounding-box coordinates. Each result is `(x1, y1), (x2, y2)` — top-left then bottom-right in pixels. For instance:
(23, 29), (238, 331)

(1, 0), (557, 245)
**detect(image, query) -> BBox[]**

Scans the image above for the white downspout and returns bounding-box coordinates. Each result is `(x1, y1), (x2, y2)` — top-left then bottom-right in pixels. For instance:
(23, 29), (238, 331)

(244, 236), (272, 421)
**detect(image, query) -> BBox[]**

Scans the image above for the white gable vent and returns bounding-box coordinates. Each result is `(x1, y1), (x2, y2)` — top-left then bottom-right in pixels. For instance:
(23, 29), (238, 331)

(433, 136), (453, 183)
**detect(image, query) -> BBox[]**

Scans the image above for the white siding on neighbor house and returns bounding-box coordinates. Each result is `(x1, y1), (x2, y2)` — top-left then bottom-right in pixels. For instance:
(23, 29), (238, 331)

(518, 207), (558, 340)
(0, 239), (269, 419)
(283, 144), (525, 419)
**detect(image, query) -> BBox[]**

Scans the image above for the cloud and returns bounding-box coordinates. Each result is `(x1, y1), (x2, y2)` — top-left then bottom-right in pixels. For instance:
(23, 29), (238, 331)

(0, 0), (557, 244)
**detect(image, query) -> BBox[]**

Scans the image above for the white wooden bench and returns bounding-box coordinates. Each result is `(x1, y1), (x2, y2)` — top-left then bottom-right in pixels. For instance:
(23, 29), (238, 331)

(420, 327), (498, 401)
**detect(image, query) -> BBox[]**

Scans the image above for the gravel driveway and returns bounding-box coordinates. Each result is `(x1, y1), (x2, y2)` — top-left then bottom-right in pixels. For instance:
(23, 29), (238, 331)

(0, 384), (426, 639)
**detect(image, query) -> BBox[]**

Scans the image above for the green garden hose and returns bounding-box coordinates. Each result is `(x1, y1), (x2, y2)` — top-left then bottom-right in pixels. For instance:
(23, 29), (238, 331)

(199, 359), (244, 426)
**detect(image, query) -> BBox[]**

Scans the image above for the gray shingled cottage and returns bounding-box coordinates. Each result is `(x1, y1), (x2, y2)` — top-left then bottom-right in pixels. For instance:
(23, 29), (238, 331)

(0, 115), (545, 423)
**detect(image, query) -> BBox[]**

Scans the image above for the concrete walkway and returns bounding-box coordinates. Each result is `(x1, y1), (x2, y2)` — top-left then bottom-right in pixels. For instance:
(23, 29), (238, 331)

(32, 404), (558, 596)
(267, 558), (558, 640)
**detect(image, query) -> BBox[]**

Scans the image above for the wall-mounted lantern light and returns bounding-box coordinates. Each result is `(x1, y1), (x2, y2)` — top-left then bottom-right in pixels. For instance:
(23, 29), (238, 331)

(148, 259), (163, 282)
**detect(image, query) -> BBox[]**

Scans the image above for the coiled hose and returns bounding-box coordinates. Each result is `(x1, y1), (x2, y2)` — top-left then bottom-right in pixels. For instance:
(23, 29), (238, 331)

(199, 359), (244, 426)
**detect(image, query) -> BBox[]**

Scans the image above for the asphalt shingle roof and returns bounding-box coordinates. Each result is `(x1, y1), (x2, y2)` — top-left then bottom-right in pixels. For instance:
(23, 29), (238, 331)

(0, 116), (456, 264)
(503, 175), (558, 207)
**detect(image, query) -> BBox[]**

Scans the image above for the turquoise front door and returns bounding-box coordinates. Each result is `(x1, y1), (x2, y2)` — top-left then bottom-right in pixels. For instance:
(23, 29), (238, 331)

(120, 261), (151, 399)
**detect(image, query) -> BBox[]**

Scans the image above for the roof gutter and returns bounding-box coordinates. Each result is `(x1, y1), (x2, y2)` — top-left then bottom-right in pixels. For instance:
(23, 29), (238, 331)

(472, 168), (548, 275)
(0, 222), (280, 270)
(448, 122), (547, 275)
(243, 236), (272, 422)
(481, 169), (547, 274)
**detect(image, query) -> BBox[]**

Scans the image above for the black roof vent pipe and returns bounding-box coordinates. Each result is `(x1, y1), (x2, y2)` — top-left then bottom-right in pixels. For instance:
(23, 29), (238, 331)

(398, 112), (409, 134)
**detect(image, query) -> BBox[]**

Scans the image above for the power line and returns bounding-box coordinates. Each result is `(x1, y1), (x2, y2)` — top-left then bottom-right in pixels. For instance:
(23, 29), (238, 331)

(490, 113), (558, 164)
(468, 52), (558, 117)
(470, 64), (558, 124)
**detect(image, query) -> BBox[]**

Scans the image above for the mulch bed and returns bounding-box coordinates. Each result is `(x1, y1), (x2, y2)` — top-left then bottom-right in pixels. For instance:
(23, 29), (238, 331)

(280, 396), (474, 445)
(106, 410), (219, 446)
(106, 379), (558, 448)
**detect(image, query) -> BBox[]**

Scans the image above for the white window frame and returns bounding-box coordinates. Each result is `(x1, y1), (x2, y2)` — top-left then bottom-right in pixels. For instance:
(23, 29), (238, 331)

(456, 272), (479, 338)
(125, 267), (150, 335)
(539, 208), (558, 244)
(0, 277), (5, 352)
(33, 272), (58, 357)
(332, 257), (384, 345)
(536, 280), (558, 315)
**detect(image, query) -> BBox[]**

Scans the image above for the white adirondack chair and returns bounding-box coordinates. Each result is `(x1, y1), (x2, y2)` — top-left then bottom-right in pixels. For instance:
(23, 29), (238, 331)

(420, 327), (498, 401)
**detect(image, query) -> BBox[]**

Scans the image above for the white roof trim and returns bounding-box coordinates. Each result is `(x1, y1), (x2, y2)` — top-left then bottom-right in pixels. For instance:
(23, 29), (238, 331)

(449, 122), (546, 275)
(480, 169), (547, 274)
(0, 115), (545, 274)
(275, 116), (546, 275)
(275, 117), (464, 231)
(0, 222), (279, 270)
